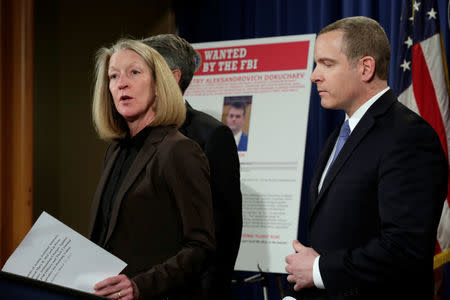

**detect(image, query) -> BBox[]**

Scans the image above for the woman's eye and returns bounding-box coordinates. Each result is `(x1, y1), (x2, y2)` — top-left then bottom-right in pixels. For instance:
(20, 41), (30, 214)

(131, 70), (140, 75)
(109, 74), (117, 79)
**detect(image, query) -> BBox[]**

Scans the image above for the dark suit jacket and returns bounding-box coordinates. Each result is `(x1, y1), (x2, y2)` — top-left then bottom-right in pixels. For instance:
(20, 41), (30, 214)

(89, 126), (215, 300)
(297, 89), (448, 300)
(237, 132), (248, 152)
(179, 102), (242, 300)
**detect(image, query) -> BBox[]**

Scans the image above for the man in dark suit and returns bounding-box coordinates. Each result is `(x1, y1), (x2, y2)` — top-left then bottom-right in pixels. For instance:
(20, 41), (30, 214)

(142, 34), (243, 300)
(284, 16), (448, 300)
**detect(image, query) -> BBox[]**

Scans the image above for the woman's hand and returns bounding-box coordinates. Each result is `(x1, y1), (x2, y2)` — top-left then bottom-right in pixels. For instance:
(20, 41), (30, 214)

(93, 274), (139, 300)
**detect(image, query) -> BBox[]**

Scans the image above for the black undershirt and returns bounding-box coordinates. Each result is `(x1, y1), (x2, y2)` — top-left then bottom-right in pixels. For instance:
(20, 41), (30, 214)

(92, 126), (152, 246)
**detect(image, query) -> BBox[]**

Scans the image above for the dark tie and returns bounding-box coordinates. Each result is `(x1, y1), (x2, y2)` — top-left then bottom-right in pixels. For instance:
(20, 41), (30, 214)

(330, 120), (350, 167)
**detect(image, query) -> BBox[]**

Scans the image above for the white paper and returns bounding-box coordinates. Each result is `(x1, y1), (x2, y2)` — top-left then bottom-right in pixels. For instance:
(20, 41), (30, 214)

(2, 211), (127, 293)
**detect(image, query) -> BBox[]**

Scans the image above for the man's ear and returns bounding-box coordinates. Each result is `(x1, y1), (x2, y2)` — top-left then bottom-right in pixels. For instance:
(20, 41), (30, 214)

(360, 56), (376, 82)
(171, 69), (182, 84)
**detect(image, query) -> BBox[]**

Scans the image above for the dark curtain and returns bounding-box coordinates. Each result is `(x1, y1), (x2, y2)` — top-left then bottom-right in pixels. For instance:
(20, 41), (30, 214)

(174, 1), (450, 299)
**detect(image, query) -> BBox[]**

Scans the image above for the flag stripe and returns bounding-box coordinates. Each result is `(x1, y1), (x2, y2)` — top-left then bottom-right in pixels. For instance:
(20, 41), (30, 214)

(399, 85), (420, 114)
(421, 34), (450, 165)
(438, 203), (450, 251)
(412, 34), (450, 265)
(411, 44), (450, 235)
(411, 42), (449, 156)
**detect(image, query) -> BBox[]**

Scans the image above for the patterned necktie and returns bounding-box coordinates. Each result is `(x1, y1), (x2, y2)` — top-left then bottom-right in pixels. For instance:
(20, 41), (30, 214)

(330, 120), (350, 167)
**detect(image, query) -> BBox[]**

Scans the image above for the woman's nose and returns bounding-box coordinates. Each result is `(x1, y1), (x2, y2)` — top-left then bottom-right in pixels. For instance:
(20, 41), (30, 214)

(118, 77), (129, 89)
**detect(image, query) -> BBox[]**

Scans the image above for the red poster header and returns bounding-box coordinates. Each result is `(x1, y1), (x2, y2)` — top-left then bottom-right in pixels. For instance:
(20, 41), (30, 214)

(194, 41), (310, 76)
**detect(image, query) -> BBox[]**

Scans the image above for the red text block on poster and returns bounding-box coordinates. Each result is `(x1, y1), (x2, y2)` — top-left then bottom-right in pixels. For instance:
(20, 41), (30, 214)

(194, 41), (310, 76)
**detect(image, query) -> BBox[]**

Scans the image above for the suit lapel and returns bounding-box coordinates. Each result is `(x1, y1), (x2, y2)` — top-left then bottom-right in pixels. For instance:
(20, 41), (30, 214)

(317, 116), (375, 200)
(88, 143), (120, 238)
(310, 89), (397, 218)
(103, 126), (170, 245)
(308, 127), (340, 214)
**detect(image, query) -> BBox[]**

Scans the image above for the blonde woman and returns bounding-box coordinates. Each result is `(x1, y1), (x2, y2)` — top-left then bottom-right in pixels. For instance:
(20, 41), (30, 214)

(89, 39), (215, 300)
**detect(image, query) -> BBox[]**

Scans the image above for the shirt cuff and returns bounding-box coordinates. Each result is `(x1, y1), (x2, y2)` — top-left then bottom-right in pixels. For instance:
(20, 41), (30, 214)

(282, 297), (296, 300)
(313, 255), (325, 289)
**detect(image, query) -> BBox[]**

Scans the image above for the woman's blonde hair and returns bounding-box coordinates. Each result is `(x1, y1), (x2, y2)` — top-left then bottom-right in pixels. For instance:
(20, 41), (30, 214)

(92, 39), (186, 142)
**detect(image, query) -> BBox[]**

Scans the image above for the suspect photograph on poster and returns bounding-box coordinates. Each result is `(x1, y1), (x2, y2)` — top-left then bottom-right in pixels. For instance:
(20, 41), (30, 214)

(222, 95), (253, 152)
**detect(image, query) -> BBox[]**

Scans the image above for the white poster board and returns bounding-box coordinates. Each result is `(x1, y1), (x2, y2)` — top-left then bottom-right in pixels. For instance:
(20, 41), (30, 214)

(185, 34), (316, 273)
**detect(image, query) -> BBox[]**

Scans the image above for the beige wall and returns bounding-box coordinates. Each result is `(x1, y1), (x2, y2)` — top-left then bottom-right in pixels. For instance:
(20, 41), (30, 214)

(34, 0), (176, 236)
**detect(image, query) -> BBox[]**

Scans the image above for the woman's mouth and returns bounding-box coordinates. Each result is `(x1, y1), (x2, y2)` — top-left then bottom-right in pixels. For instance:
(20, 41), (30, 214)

(120, 95), (132, 101)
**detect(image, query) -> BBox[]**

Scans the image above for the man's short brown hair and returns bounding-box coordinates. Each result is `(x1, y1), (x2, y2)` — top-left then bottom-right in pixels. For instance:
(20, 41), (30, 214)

(319, 16), (391, 80)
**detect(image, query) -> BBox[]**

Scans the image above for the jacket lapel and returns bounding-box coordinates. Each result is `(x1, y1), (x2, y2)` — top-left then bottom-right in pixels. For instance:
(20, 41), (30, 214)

(88, 143), (120, 238)
(103, 126), (170, 245)
(308, 127), (340, 215)
(310, 89), (397, 217)
(317, 116), (375, 200)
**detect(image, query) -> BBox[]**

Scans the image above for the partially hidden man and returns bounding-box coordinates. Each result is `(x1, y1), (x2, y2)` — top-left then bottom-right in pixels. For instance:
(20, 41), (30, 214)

(142, 34), (243, 300)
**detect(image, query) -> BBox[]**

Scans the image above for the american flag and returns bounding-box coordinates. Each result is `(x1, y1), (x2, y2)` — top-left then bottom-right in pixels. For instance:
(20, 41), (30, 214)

(394, 0), (450, 295)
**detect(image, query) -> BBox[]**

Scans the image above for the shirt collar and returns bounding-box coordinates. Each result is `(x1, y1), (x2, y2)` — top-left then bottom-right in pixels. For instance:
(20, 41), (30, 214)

(234, 130), (243, 144)
(121, 126), (152, 149)
(346, 87), (390, 132)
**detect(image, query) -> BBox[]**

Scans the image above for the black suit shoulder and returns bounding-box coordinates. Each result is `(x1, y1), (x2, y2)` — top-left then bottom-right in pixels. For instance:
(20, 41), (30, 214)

(369, 93), (444, 151)
(179, 102), (242, 300)
(180, 105), (233, 150)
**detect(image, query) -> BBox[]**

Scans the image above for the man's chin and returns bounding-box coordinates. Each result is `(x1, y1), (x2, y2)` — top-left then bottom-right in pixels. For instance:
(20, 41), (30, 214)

(320, 98), (332, 109)
(320, 98), (339, 110)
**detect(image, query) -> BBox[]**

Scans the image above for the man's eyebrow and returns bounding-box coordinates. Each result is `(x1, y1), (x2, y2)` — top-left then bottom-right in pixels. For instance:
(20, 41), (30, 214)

(316, 57), (337, 64)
